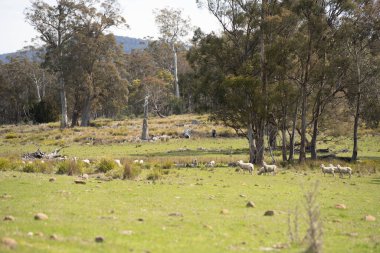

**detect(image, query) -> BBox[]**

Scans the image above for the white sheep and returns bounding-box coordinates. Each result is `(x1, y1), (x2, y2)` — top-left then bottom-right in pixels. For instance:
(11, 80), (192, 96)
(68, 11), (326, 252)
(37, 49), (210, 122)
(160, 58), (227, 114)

(336, 164), (352, 178)
(82, 159), (91, 165)
(114, 159), (122, 167)
(139, 160), (144, 164)
(257, 167), (266, 175)
(320, 164), (335, 177)
(133, 160), (139, 164)
(237, 160), (254, 175)
(262, 161), (277, 175)
(206, 161), (215, 167)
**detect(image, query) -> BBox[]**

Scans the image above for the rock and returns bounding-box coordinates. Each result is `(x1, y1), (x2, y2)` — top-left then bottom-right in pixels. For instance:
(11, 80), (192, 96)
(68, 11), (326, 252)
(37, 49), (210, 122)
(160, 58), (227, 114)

(1, 237), (17, 249)
(121, 230), (133, 235)
(246, 201), (255, 208)
(137, 218), (144, 222)
(82, 174), (89, 180)
(95, 236), (104, 243)
(169, 212), (183, 217)
(239, 194), (246, 198)
(3, 215), (15, 221)
(34, 213), (48, 220)
(35, 232), (44, 237)
(220, 209), (229, 215)
(74, 180), (86, 185)
(49, 177), (56, 182)
(27, 232), (34, 237)
(264, 210), (275, 216)
(364, 215), (376, 221)
(50, 234), (58, 240)
(335, 204), (347, 209)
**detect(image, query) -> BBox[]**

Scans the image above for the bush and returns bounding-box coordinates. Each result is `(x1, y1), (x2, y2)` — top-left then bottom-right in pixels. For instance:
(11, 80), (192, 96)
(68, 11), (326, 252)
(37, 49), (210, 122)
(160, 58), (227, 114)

(146, 169), (162, 181)
(96, 159), (116, 173)
(106, 168), (123, 179)
(23, 163), (39, 173)
(0, 158), (12, 171)
(56, 160), (83, 175)
(123, 163), (141, 180)
(161, 161), (173, 170)
(31, 100), (59, 123)
(34, 161), (54, 174)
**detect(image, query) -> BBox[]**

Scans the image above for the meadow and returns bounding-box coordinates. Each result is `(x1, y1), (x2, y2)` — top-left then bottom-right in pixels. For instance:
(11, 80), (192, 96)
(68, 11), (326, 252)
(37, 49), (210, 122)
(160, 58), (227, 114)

(0, 114), (379, 252)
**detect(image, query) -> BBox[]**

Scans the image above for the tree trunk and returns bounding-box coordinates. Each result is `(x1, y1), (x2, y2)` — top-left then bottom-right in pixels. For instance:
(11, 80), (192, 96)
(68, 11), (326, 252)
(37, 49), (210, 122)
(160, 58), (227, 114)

(310, 99), (321, 160)
(173, 44), (180, 98)
(248, 124), (256, 164)
(59, 75), (68, 129)
(80, 96), (91, 127)
(352, 53), (362, 161)
(299, 32), (312, 163)
(257, 0), (268, 165)
(288, 101), (299, 162)
(141, 95), (149, 140)
(281, 107), (288, 162)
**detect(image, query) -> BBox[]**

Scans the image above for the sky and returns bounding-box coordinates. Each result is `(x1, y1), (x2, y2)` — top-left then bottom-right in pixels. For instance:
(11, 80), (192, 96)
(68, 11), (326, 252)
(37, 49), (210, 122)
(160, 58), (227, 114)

(0, 0), (221, 54)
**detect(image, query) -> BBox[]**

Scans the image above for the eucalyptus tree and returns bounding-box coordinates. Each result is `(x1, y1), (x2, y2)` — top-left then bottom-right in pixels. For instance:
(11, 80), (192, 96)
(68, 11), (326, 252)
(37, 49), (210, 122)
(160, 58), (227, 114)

(338, 0), (380, 161)
(154, 7), (192, 98)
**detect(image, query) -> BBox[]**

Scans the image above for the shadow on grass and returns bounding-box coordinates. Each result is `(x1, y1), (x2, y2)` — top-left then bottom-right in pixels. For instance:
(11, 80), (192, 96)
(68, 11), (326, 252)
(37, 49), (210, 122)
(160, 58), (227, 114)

(369, 178), (380, 185)
(131, 148), (249, 157)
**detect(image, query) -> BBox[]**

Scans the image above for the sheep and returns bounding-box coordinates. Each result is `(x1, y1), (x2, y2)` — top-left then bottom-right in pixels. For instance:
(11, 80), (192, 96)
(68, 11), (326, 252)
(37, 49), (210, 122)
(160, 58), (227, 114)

(262, 161), (277, 175)
(336, 164), (352, 178)
(139, 160), (144, 164)
(257, 167), (266, 175)
(206, 161), (215, 167)
(82, 159), (91, 165)
(237, 160), (254, 175)
(320, 164), (335, 177)
(133, 160), (139, 164)
(114, 159), (122, 167)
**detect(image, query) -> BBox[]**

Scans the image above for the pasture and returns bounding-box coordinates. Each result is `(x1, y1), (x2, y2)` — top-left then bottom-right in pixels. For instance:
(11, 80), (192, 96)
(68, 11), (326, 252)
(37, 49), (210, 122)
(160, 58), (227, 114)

(0, 115), (379, 252)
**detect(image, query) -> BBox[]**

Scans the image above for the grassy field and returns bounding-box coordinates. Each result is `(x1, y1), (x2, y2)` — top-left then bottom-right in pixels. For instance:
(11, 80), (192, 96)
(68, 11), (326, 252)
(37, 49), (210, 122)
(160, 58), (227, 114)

(0, 169), (379, 253)
(0, 114), (379, 252)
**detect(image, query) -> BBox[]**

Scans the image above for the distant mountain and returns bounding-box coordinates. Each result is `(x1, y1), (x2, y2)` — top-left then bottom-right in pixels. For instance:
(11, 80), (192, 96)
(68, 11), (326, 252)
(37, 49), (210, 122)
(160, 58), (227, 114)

(0, 36), (148, 63)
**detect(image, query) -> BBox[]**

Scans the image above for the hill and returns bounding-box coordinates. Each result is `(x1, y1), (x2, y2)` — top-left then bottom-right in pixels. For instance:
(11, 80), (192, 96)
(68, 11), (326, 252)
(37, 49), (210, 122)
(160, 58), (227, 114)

(0, 35), (148, 63)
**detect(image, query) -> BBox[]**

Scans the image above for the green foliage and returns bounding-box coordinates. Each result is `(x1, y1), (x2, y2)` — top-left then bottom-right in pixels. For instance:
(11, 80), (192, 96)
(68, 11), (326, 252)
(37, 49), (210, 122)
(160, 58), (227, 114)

(96, 159), (117, 173)
(31, 100), (59, 123)
(0, 158), (12, 171)
(161, 161), (173, 170)
(123, 163), (142, 180)
(22, 163), (38, 173)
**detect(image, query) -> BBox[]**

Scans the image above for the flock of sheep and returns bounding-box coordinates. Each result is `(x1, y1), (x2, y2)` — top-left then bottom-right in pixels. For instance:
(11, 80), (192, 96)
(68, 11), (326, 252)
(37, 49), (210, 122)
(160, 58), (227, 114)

(235, 160), (352, 178)
(320, 163), (352, 178)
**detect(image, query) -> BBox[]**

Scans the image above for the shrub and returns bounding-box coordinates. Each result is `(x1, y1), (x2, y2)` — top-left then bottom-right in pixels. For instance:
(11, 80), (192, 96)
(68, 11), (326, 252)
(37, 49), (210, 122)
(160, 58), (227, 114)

(161, 161), (173, 170)
(106, 168), (123, 179)
(5, 133), (18, 139)
(23, 163), (39, 173)
(123, 163), (141, 180)
(56, 160), (83, 175)
(0, 158), (12, 171)
(146, 169), (162, 181)
(34, 161), (54, 174)
(96, 159), (116, 173)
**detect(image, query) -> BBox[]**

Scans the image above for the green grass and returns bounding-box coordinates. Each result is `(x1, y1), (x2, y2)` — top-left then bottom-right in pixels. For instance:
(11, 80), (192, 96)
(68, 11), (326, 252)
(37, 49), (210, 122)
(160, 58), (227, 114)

(0, 170), (379, 253)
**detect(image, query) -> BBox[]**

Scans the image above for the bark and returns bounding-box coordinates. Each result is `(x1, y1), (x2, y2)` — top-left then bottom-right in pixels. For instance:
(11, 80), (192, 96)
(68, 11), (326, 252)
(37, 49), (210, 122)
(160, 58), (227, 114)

(288, 101), (299, 162)
(299, 33), (312, 163)
(281, 107), (288, 162)
(257, 0), (268, 165)
(248, 124), (257, 164)
(80, 96), (91, 127)
(352, 52), (362, 161)
(59, 75), (68, 129)
(310, 99), (321, 160)
(173, 44), (180, 98)
(141, 96), (149, 140)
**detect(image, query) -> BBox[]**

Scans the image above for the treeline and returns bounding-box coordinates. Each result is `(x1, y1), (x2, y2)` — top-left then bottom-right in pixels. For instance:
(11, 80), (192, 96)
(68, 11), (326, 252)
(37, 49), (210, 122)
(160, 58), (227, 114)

(188, 0), (380, 163)
(0, 0), (380, 164)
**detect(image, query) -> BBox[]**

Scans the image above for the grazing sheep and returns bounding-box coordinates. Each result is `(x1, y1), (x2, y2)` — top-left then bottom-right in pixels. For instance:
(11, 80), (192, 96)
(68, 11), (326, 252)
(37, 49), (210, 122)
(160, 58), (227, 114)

(206, 161), (215, 167)
(82, 159), (91, 165)
(237, 160), (254, 175)
(320, 164), (335, 177)
(139, 160), (144, 164)
(336, 164), (352, 178)
(257, 167), (266, 175)
(114, 159), (122, 167)
(133, 160), (139, 164)
(262, 161), (277, 175)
